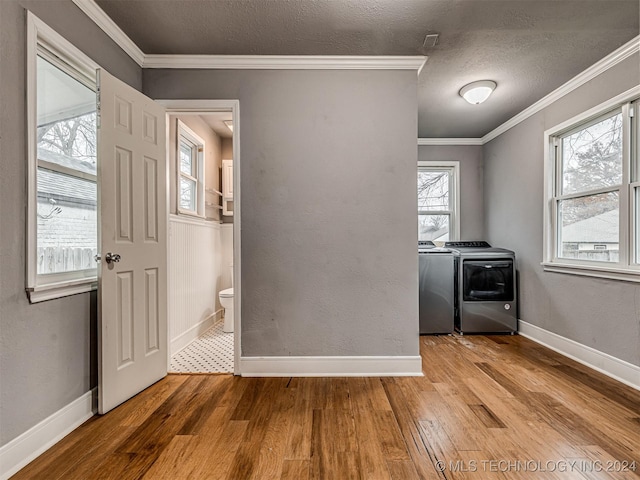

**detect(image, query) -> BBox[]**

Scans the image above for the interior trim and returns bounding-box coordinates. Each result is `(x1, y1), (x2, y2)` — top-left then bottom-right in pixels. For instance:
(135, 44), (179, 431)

(481, 35), (640, 144)
(169, 309), (223, 357)
(72, 0), (426, 73)
(71, 0), (145, 66)
(541, 261), (640, 284)
(0, 389), (96, 480)
(27, 280), (97, 303)
(418, 35), (639, 146)
(240, 355), (423, 377)
(71, 0), (636, 132)
(159, 99), (242, 376)
(417, 138), (483, 146)
(144, 54), (427, 72)
(169, 213), (221, 229)
(519, 320), (640, 392)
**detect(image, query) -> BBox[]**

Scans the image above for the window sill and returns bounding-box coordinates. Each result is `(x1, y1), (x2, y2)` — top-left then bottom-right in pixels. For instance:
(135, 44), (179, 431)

(176, 209), (206, 219)
(27, 277), (97, 303)
(541, 262), (640, 283)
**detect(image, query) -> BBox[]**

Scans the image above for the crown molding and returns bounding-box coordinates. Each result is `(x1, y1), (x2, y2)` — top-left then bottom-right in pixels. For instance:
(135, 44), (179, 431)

(144, 54), (427, 72)
(70, 0), (637, 135)
(71, 0), (426, 73)
(417, 138), (483, 146)
(71, 0), (145, 66)
(482, 34), (640, 144)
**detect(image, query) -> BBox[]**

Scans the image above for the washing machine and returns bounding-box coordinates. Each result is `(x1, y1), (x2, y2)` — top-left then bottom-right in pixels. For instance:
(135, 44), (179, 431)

(444, 241), (517, 334)
(418, 241), (456, 334)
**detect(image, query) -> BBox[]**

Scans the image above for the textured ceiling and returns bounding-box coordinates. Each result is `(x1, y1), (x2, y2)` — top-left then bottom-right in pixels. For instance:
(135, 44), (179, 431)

(96, 0), (639, 138)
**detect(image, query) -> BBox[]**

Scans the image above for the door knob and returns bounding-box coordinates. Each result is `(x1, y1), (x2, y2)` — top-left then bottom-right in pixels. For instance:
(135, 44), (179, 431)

(105, 252), (121, 264)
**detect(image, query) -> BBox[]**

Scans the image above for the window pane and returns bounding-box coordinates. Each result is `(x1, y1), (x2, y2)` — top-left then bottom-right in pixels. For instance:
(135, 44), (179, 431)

(418, 170), (449, 210)
(37, 56), (96, 176)
(37, 168), (97, 274)
(418, 214), (449, 242)
(561, 112), (622, 195)
(558, 192), (619, 262)
(179, 140), (194, 176)
(180, 176), (196, 211)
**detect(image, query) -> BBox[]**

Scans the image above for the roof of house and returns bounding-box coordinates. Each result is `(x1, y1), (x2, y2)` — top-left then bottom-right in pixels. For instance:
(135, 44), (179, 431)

(38, 148), (96, 176)
(561, 209), (618, 243)
(37, 149), (96, 206)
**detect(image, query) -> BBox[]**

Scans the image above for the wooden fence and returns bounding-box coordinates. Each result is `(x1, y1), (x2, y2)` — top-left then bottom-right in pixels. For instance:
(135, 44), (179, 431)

(37, 247), (97, 274)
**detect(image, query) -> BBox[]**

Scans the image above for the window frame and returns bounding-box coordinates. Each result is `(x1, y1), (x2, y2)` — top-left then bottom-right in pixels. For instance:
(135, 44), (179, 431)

(26, 13), (100, 303)
(176, 120), (206, 218)
(417, 161), (460, 242)
(542, 86), (640, 282)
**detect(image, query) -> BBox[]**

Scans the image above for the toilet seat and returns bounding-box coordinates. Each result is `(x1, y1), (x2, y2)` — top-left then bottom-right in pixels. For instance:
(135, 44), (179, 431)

(219, 287), (234, 298)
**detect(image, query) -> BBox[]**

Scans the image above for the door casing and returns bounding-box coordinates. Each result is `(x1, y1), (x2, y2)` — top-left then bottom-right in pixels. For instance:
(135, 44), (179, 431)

(157, 100), (241, 374)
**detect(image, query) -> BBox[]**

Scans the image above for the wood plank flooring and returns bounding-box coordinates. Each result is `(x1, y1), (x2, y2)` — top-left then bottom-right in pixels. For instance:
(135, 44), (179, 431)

(11, 335), (640, 479)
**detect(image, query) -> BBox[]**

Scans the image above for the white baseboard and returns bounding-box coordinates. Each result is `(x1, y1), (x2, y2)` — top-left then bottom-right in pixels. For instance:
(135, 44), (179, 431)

(239, 355), (423, 377)
(170, 310), (222, 356)
(518, 320), (640, 391)
(0, 389), (96, 480)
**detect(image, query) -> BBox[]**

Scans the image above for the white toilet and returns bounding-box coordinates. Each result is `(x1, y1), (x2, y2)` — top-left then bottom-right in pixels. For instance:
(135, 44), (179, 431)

(219, 265), (234, 333)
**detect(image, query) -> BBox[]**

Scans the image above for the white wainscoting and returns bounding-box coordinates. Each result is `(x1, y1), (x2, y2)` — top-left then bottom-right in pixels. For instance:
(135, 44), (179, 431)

(220, 223), (233, 288)
(240, 356), (423, 377)
(0, 390), (96, 480)
(169, 215), (223, 355)
(519, 320), (640, 391)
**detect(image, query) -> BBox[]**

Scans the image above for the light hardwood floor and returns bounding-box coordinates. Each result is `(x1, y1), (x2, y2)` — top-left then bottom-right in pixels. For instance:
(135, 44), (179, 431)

(11, 334), (640, 479)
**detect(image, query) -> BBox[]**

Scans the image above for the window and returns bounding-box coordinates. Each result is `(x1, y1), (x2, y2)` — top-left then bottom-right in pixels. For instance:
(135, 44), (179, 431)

(176, 120), (205, 217)
(544, 90), (640, 281)
(417, 162), (460, 242)
(27, 13), (100, 302)
(36, 56), (97, 274)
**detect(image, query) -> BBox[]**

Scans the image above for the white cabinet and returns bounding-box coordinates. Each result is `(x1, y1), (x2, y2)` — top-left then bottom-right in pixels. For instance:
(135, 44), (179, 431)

(222, 159), (233, 216)
(222, 159), (233, 199)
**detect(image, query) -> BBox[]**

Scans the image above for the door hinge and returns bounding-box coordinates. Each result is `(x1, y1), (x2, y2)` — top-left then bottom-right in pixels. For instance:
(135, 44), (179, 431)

(630, 105), (635, 118)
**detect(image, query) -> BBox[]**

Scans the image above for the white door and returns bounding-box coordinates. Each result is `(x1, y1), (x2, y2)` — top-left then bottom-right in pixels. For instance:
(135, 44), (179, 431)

(97, 69), (167, 414)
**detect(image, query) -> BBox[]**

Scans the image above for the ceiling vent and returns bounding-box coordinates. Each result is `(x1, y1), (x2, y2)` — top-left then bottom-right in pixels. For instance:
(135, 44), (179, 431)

(423, 33), (440, 48)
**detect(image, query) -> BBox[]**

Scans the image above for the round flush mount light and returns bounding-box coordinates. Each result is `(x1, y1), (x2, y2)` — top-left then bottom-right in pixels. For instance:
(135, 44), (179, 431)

(459, 80), (497, 105)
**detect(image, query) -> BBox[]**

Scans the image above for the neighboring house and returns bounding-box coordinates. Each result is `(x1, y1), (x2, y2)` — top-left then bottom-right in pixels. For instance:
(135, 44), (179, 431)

(36, 149), (97, 274)
(560, 209), (619, 262)
(418, 224), (449, 242)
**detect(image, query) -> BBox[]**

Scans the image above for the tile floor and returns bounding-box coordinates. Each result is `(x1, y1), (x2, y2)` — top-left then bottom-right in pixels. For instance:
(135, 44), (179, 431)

(169, 321), (234, 373)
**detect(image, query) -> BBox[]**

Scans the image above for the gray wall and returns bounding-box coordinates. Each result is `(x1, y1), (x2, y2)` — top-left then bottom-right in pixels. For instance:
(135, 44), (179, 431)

(418, 145), (484, 241)
(0, 0), (142, 446)
(483, 53), (640, 367)
(144, 69), (420, 357)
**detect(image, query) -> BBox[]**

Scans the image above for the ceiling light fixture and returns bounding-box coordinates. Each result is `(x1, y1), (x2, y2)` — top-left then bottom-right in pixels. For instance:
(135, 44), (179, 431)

(459, 80), (497, 105)
(224, 120), (233, 132)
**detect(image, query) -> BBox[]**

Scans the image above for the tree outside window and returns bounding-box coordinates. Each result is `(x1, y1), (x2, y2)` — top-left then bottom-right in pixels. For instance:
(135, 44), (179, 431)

(417, 165), (458, 242)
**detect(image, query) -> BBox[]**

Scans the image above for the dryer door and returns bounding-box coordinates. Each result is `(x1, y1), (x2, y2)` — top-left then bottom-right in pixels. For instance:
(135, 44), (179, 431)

(462, 259), (514, 302)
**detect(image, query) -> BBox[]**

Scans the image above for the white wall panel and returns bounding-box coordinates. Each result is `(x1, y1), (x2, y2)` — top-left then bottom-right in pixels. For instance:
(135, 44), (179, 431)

(168, 215), (222, 354)
(220, 224), (233, 289)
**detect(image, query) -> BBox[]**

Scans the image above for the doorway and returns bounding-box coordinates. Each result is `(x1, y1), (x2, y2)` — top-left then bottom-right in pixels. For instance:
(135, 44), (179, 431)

(159, 100), (241, 375)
